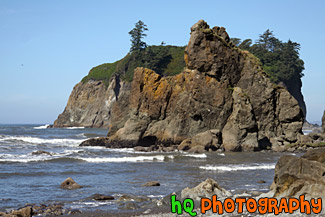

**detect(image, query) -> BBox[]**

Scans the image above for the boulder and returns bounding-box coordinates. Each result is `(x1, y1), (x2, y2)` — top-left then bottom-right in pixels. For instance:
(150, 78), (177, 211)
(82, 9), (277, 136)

(142, 181), (160, 187)
(60, 177), (82, 190)
(270, 148), (325, 199)
(178, 139), (192, 151)
(178, 130), (221, 152)
(10, 207), (32, 217)
(188, 145), (206, 154)
(79, 137), (109, 147)
(181, 178), (231, 201)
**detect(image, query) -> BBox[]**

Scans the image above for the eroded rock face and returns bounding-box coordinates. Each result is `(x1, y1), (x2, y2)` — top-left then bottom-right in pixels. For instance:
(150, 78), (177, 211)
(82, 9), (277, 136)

(222, 87), (258, 151)
(98, 20), (303, 150)
(53, 77), (130, 128)
(270, 148), (325, 199)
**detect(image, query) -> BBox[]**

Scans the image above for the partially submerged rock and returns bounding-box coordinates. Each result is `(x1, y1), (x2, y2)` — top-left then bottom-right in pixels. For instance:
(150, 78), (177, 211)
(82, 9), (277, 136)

(60, 177), (82, 190)
(31, 150), (52, 156)
(92, 194), (114, 201)
(142, 181), (160, 187)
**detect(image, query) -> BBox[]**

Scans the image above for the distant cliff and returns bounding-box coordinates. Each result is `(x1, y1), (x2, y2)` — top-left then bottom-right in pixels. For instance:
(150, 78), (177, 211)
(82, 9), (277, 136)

(54, 21), (306, 151)
(79, 20), (304, 151)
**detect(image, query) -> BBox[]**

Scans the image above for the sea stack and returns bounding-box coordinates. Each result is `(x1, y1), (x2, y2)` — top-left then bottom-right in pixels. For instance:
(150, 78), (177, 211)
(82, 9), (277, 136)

(79, 20), (304, 152)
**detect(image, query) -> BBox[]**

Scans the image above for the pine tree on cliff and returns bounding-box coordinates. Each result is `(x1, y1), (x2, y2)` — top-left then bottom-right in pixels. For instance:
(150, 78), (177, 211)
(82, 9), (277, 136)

(129, 20), (148, 52)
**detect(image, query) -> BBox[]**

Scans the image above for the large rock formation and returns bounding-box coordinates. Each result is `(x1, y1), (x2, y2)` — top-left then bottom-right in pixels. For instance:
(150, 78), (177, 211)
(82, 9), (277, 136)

(54, 77), (130, 128)
(80, 20), (304, 151)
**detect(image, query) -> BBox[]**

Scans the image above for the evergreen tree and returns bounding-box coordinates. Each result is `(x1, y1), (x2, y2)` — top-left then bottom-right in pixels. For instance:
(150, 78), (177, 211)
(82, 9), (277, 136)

(230, 38), (241, 47)
(235, 30), (304, 84)
(128, 20), (148, 52)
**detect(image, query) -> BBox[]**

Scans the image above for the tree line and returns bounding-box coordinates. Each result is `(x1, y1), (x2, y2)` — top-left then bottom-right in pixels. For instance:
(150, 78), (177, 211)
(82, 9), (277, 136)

(128, 21), (304, 86)
(231, 30), (304, 85)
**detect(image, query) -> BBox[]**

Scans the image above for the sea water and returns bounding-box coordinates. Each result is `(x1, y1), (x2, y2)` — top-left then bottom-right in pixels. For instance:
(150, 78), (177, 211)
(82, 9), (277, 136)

(0, 124), (290, 212)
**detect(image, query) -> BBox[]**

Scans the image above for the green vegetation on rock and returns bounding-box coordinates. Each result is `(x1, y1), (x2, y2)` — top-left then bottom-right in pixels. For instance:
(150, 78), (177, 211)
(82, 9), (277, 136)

(81, 45), (185, 84)
(231, 29), (304, 85)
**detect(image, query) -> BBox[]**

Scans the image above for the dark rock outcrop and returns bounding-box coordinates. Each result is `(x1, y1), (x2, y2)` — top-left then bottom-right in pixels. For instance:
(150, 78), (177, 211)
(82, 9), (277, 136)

(92, 194), (114, 201)
(82, 20), (303, 151)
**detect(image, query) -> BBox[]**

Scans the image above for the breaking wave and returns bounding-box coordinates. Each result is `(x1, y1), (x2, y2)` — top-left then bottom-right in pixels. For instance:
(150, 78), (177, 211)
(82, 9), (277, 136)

(33, 124), (50, 129)
(77, 155), (174, 163)
(199, 163), (275, 171)
(0, 135), (85, 146)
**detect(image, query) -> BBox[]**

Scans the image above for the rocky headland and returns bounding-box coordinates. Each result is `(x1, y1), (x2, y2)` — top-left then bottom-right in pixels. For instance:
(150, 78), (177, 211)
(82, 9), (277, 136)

(77, 20), (307, 152)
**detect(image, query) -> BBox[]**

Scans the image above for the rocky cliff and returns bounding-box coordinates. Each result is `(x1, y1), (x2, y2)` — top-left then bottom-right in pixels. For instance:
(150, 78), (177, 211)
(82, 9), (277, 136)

(80, 20), (304, 151)
(54, 77), (130, 128)
(53, 45), (185, 128)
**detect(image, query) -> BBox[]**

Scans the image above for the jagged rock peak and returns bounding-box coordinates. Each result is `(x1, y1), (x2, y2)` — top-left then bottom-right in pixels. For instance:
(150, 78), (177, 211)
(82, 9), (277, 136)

(190, 20), (230, 43)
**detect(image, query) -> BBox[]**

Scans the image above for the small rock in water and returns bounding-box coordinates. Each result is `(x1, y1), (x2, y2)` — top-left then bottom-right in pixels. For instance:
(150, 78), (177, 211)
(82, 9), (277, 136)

(60, 177), (82, 189)
(257, 180), (266, 184)
(142, 181), (160, 187)
(92, 194), (114, 201)
(117, 194), (150, 202)
(31, 150), (52, 156)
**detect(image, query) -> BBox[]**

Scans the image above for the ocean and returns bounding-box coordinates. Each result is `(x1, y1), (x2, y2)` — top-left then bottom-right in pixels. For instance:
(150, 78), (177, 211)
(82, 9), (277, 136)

(0, 124), (290, 213)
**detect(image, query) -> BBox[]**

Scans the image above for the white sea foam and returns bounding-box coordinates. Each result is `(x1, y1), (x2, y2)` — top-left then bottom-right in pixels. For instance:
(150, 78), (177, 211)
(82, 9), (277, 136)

(65, 127), (85, 129)
(199, 163), (275, 171)
(0, 149), (83, 163)
(33, 124), (50, 129)
(0, 135), (85, 146)
(70, 201), (113, 209)
(106, 148), (136, 153)
(77, 155), (174, 163)
(0, 154), (51, 163)
(147, 195), (165, 198)
(76, 133), (87, 138)
(183, 153), (207, 158)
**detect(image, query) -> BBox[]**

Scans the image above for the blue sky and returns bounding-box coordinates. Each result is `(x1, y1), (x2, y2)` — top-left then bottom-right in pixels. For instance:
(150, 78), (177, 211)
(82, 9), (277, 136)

(0, 0), (324, 124)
